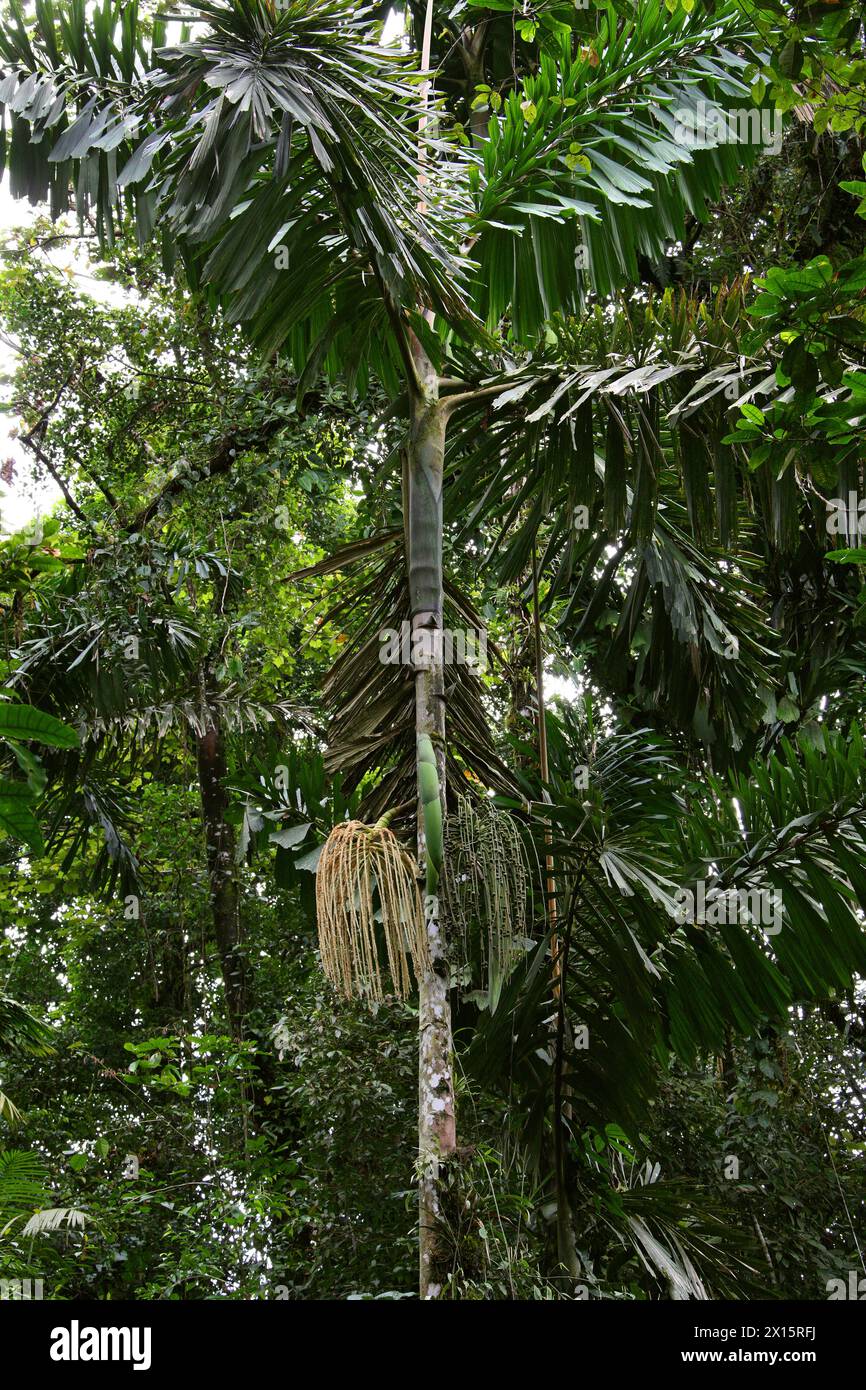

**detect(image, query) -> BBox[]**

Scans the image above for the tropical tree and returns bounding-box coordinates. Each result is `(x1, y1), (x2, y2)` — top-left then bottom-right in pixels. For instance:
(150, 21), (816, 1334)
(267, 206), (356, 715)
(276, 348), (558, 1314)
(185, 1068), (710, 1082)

(2, 0), (865, 1297)
(0, 232), (349, 1044)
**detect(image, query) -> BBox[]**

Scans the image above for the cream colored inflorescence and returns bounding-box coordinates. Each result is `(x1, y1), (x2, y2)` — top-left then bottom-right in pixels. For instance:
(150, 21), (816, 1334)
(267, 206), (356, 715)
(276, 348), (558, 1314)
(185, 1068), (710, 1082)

(316, 820), (430, 1006)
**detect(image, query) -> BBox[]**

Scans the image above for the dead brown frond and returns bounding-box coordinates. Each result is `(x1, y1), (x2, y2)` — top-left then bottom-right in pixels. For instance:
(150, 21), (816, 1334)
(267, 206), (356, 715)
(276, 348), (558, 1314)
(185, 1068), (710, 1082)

(316, 819), (429, 1005)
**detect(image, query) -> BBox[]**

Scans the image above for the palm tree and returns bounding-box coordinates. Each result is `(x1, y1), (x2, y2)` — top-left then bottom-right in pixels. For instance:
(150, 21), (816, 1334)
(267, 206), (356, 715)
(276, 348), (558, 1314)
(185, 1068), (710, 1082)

(6, 513), (310, 1038)
(1, 0), (783, 1293)
(461, 702), (866, 1291)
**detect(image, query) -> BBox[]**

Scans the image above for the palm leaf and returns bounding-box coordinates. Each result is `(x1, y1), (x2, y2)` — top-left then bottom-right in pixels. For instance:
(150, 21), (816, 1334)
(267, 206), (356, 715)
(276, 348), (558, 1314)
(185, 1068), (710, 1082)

(469, 1), (768, 335)
(0, 994), (55, 1057)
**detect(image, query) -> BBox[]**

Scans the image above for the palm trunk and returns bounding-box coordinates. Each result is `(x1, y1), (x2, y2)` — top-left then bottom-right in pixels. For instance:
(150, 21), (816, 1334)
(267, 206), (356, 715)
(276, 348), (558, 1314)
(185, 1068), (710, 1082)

(532, 548), (579, 1283)
(407, 341), (456, 1299)
(196, 718), (246, 1037)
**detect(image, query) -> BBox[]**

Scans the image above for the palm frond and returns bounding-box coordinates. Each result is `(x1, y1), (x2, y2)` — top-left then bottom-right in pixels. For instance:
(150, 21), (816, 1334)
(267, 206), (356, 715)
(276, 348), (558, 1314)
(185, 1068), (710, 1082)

(469, 710), (866, 1144)
(0, 993), (55, 1057)
(21, 1204), (89, 1236)
(469, 1), (768, 334)
(0, 1146), (48, 1223)
(0, 1091), (22, 1128)
(290, 533), (517, 823)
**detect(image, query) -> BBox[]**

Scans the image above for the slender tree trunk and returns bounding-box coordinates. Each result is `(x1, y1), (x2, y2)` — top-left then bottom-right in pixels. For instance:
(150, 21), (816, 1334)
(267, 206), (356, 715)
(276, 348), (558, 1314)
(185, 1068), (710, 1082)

(407, 0), (458, 1298)
(458, 24), (490, 148)
(196, 718), (246, 1037)
(532, 547), (579, 1283)
(407, 341), (457, 1299)
(531, 545), (561, 996)
(552, 905), (580, 1285)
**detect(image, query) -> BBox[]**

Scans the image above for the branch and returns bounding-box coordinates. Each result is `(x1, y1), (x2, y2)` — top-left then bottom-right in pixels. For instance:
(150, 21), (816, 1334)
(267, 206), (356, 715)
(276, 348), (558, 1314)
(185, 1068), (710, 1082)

(125, 420), (282, 535)
(25, 439), (94, 531)
(19, 363), (79, 448)
(19, 363), (122, 517)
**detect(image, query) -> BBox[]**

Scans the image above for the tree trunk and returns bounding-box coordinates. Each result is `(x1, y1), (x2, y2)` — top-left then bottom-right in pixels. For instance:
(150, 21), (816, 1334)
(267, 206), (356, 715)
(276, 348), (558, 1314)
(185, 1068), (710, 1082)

(458, 25), (490, 149)
(407, 341), (457, 1299)
(532, 548), (580, 1284)
(196, 719), (246, 1037)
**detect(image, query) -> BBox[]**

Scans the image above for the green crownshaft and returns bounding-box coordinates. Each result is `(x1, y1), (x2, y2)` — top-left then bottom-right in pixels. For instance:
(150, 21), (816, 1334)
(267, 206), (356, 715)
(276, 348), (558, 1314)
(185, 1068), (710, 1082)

(417, 733), (442, 895)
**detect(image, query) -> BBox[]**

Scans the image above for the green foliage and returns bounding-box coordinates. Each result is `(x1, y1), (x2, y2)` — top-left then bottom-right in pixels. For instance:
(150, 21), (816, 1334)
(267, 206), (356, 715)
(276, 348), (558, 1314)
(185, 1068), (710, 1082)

(0, 0), (864, 1303)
